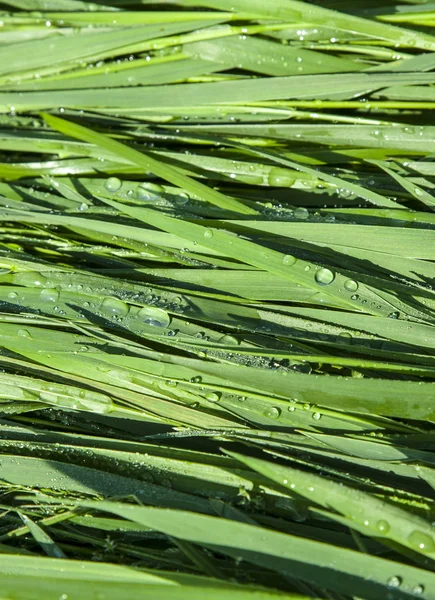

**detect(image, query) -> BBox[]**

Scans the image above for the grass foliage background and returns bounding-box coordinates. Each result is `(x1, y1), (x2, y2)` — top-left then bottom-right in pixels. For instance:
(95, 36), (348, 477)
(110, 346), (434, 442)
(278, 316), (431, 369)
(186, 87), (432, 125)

(1, 0), (435, 598)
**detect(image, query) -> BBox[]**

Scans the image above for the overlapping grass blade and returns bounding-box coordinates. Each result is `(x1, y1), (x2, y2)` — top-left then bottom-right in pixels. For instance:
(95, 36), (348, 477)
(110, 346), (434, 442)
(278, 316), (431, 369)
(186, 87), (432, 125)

(1, 2), (435, 599)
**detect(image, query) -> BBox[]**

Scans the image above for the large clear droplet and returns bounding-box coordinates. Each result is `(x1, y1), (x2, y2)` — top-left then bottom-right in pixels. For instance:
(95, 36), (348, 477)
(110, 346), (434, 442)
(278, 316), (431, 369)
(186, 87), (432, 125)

(218, 334), (239, 346)
(344, 279), (358, 292)
(282, 254), (297, 266)
(267, 167), (295, 187)
(413, 584), (425, 596)
(408, 530), (435, 553)
(40, 288), (60, 303)
(264, 406), (281, 420)
(387, 576), (402, 589)
(294, 207), (309, 220)
(376, 520), (390, 534)
(205, 392), (220, 403)
(315, 268), (335, 286)
(138, 306), (171, 328)
(136, 182), (164, 200)
(15, 272), (47, 287)
(100, 297), (129, 317)
(17, 329), (32, 338)
(105, 177), (122, 193)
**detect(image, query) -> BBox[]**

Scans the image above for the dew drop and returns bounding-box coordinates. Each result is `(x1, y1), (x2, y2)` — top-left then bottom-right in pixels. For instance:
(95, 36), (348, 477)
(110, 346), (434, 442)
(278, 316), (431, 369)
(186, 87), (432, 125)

(40, 288), (60, 303)
(408, 530), (435, 553)
(338, 332), (352, 339)
(77, 393), (113, 414)
(344, 279), (358, 292)
(387, 576), (402, 589)
(413, 584), (425, 596)
(17, 329), (32, 338)
(205, 392), (220, 403)
(137, 306), (171, 328)
(218, 334), (239, 345)
(282, 254), (297, 266)
(190, 376), (202, 383)
(15, 272), (47, 287)
(267, 167), (295, 187)
(376, 519), (390, 534)
(176, 191), (190, 205)
(105, 177), (122, 193)
(204, 229), (214, 239)
(100, 297), (129, 317)
(389, 311), (400, 319)
(136, 182), (164, 200)
(315, 268), (335, 286)
(351, 294), (359, 301)
(312, 412), (322, 421)
(294, 207), (309, 220)
(8, 291), (18, 299)
(264, 406), (281, 420)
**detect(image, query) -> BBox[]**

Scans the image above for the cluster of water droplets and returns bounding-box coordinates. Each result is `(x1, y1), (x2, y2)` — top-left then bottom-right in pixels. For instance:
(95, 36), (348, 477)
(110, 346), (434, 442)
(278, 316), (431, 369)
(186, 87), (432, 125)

(6, 271), (177, 331)
(102, 176), (192, 208)
(99, 297), (171, 328)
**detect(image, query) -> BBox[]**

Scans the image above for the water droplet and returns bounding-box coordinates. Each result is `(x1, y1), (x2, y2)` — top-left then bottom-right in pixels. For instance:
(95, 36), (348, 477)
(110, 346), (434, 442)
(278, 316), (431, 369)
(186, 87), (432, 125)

(267, 167), (295, 187)
(137, 306), (171, 328)
(408, 530), (435, 553)
(136, 182), (164, 200)
(413, 584), (425, 596)
(204, 229), (214, 239)
(294, 207), (309, 220)
(100, 297), (129, 317)
(15, 272), (47, 287)
(315, 268), (335, 286)
(7, 291), (18, 299)
(338, 332), (352, 339)
(105, 177), (122, 193)
(264, 406), (281, 420)
(344, 279), (358, 293)
(283, 254), (297, 266)
(17, 329), (31, 338)
(205, 392), (220, 403)
(218, 334), (239, 345)
(389, 311), (400, 319)
(190, 376), (202, 383)
(312, 412), (322, 421)
(176, 191), (189, 205)
(387, 576), (402, 589)
(238, 395), (246, 402)
(376, 520), (390, 534)
(79, 202), (88, 211)
(40, 288), (60, 303)
(351, 294), (359, 301)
